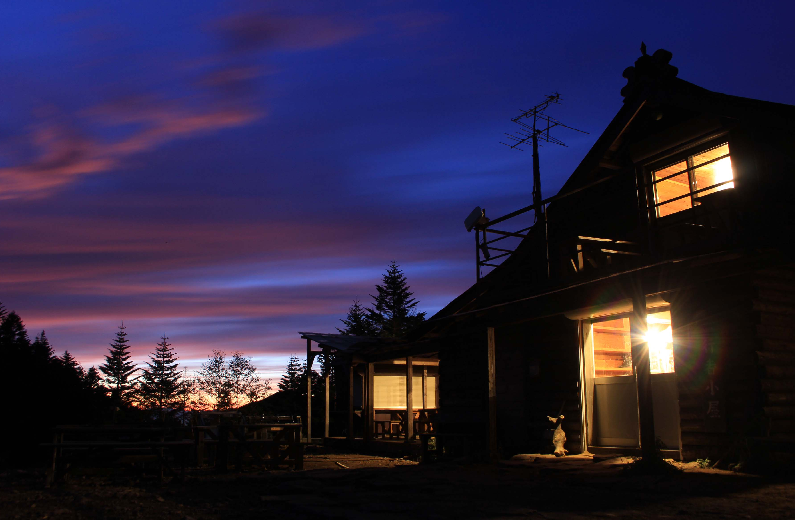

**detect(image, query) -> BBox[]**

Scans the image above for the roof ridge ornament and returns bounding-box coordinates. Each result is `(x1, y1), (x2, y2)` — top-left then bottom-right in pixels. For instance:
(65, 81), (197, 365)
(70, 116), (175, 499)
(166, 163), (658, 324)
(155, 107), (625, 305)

(621, 43), (678, 101)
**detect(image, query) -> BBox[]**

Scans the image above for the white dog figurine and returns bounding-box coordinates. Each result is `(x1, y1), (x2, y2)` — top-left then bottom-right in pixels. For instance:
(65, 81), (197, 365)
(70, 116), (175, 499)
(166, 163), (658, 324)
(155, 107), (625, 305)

(548, 415), (567, 457)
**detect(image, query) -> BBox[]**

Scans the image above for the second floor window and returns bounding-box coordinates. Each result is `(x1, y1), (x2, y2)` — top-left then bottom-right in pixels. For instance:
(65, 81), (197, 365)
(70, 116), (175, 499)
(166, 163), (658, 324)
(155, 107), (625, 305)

(652, 142), (734, 217)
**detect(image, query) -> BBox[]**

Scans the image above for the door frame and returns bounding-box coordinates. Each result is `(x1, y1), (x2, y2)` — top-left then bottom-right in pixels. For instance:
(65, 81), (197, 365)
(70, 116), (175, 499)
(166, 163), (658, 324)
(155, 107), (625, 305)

(579, 306), (681, 453)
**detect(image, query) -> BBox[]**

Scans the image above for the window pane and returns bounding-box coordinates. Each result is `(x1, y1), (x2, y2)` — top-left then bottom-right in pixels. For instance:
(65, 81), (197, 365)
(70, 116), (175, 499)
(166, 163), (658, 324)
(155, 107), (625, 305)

(692, 143), (733, 197)
(647, 310), (674, 374)
(592, 317), (632, 377)
(374, 375), (405, 408)
(653, 160), (691, 217)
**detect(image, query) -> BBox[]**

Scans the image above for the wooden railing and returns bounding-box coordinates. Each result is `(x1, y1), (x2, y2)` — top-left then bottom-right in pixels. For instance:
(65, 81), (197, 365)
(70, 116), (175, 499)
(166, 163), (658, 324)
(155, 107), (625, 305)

(472, 166), (741, 282)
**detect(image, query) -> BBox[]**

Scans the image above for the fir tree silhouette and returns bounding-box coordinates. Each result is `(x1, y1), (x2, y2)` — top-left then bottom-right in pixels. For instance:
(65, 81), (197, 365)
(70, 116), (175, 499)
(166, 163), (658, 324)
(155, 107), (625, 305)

(99, 323), (137, 405)
(337, 299), (378, 336)
(139, 335), (183, 421)
(367, 261), (426, 338)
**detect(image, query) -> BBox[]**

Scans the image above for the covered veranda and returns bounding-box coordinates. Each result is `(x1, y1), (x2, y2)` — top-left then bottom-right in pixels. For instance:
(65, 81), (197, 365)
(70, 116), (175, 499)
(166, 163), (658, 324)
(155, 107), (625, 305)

(298, 332), (439, 447)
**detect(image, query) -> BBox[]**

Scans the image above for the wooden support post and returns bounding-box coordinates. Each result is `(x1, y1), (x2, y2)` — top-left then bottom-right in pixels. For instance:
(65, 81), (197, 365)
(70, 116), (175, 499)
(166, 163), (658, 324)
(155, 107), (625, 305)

(422, 368), (428, 409)
(630, 285), (656, 459)
(406, 356), (414, 442)
(365, 363), (374, 444)
(216, 421), (229, 473)
(306, 338), (313, 443)
(348, 364), (355, 442)
(324, 361), (330, 439)
(195, 427), (205, 467)
(487, 327), (498, 461)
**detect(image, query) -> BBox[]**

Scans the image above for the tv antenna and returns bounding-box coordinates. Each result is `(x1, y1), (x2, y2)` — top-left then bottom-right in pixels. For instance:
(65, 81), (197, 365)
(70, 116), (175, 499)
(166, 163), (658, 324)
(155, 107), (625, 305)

(501, 93), (587, 221)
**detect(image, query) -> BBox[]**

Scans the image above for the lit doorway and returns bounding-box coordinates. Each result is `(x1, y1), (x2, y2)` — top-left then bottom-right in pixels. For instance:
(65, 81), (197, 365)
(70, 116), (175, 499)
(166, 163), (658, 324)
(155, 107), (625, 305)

(582, 310), (680, 450)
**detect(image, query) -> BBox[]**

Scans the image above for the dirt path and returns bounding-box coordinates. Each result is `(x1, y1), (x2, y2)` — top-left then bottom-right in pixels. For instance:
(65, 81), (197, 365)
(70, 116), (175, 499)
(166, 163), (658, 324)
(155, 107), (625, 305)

(2, 453), (794, 519)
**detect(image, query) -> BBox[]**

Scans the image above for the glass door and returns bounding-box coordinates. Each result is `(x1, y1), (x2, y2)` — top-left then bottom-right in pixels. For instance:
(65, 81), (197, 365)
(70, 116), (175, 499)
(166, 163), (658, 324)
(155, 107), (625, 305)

(583, 309), (680, 449)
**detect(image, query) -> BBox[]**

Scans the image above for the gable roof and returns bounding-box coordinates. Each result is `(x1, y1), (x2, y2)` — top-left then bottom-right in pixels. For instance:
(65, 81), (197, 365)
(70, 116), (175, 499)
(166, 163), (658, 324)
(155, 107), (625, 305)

(408, 48), (795, 339)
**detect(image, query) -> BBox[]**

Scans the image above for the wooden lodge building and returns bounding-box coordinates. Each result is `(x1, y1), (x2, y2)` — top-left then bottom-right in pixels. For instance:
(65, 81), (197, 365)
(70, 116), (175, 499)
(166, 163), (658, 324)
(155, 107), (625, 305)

(302, 48), (795, 462)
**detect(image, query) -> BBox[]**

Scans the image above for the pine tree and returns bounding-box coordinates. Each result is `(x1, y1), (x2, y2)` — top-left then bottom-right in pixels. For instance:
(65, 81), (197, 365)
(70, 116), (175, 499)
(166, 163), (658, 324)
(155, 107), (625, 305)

(61, 350), (85, 379)
(337, 300), (378, 336)
(367, 261), (427, 338)
(31, 330), (54, 363)
(99, 323), (137, 404)
(138, 335), (183, 420)
(0, 311), (31, 353)
(278, 355), (303, 393)
(83, 367), (102, 391)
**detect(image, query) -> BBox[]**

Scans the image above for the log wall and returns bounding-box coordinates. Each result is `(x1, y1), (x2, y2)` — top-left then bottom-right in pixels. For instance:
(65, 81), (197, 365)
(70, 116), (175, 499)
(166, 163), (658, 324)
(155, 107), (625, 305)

(496, 316), (581, 456)
(437, 330), (489, 448)
(672, 274), (763, 460)
(753, 265), (795, 460)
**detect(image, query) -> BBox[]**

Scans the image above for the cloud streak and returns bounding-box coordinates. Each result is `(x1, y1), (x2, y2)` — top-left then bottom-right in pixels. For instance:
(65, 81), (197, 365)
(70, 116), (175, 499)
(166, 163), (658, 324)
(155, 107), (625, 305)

(0, 6), (381, 200)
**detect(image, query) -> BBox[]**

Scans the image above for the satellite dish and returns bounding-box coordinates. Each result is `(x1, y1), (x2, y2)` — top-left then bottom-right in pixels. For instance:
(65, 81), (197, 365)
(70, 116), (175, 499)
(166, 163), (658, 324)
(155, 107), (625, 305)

(465, 207), (489, 232)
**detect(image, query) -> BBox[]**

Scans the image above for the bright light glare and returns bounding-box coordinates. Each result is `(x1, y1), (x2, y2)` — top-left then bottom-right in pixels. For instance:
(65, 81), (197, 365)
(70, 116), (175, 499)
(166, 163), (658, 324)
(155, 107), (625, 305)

(714, 157), (734, 188)
(644, 314), (675, 374)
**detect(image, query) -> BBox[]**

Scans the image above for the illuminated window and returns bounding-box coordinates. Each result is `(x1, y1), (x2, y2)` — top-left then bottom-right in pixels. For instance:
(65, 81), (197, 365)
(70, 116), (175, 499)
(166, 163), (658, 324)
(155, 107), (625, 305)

(652, 143), (733, 217)
(591, 317), (632, 377)
(373, 366), (438, 409)
(645, 311), (674, 374)
(589, 310), (675, 376)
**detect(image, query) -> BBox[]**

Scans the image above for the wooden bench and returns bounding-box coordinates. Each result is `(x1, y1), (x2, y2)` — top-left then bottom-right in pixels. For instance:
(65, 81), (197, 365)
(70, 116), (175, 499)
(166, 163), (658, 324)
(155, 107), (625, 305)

(44, 425), (193, 486)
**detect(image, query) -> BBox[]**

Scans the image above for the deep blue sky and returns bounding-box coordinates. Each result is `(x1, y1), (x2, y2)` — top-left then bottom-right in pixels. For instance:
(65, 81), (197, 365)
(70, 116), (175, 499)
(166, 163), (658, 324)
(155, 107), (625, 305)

(1, 0), (793, 381)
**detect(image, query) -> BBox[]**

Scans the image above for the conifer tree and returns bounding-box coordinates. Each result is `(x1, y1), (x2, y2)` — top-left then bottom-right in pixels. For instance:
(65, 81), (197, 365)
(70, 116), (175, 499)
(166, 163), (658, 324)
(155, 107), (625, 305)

(31, 330), (54, 363)
(278, 355), (303, 393)
(0, 311), (31, 353)
(337, 300), (378, 336)
(138, 335), (183, 420)
(61, 350), (85, 379)
(99, 323), (137, 404)
(83, 367), (102, 391)
(367, 261), (426, 338)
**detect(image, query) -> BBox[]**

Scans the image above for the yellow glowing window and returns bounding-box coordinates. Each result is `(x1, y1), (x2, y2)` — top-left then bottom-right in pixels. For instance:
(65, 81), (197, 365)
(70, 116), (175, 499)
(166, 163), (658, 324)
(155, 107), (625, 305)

(589, 310), (675, 376)
(591, 317), (633, 377)
(646, 310), (674, 374)
(652, 142), (733, 217)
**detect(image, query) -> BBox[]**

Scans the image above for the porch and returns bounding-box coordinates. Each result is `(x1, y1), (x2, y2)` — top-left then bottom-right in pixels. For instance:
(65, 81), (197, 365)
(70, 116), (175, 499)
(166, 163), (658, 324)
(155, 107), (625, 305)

(298, 332), (440, 447)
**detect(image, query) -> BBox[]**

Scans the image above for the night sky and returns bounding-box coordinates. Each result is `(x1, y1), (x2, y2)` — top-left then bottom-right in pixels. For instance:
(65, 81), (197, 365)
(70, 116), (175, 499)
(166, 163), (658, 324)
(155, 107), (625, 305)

(2, 1), (793, 381)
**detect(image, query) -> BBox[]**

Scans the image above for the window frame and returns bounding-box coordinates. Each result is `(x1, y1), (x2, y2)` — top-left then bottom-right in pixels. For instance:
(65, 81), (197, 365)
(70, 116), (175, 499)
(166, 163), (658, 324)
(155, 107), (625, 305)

(648, 139), (733, 218)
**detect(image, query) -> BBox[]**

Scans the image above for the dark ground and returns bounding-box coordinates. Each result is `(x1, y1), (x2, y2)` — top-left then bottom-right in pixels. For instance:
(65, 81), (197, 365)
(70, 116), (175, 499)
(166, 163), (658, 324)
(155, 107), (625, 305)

(2, 452), (794, 519)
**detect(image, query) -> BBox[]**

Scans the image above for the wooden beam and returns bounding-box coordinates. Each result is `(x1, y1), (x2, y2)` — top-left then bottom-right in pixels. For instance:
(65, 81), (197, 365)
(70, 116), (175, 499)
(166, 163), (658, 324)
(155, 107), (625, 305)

(487, 327), (498, 461)
(630, 286), (656, 459)
(347, 364), (354, 442)
(406, 357), (414, 443)
(306, 338), (312, 443)
(365, 363), (374, 444)
(324, 363), (330, 439)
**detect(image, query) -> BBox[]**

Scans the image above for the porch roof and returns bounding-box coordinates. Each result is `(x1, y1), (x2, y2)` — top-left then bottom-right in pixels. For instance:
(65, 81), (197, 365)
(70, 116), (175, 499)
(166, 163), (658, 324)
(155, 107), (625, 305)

(298, 332), (381, 353)
(299, 332), (440, 362)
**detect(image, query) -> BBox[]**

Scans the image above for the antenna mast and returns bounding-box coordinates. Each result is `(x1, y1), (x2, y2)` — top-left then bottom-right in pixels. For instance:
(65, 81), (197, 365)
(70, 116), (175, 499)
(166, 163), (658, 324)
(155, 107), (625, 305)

(501, 93), (587, 221)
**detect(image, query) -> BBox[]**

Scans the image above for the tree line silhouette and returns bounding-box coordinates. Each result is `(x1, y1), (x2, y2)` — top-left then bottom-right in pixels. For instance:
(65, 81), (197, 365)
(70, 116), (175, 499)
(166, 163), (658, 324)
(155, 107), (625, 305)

(0, 303), (268, 466)
(0, 261), (420, 464)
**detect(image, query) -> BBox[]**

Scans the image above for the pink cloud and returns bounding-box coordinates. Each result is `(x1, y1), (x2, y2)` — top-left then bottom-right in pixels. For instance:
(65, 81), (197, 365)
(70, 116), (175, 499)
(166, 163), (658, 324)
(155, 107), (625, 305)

(215, 12), (367, 54)
(0, 5), (446, 200)
(0, 98), (262, 200)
